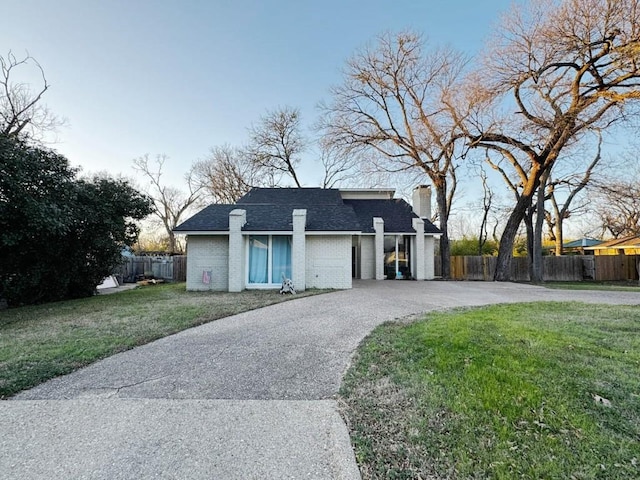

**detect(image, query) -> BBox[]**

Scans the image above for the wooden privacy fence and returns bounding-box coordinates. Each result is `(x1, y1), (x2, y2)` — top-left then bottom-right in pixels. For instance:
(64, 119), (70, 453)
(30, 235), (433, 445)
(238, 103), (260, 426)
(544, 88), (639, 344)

(172, 256), (187, 282)
(114, 255), (187, 283)
(593, 255), (640, 281)
(436, 255), (638, 282)
(115, 254), (638, 284)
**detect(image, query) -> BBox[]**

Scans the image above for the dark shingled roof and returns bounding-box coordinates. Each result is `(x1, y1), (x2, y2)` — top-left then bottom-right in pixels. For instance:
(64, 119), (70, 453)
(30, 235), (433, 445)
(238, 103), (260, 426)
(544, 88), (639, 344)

(175, 195), (360, 233)
(174, 187), (441, 235)
(174, 205), (236, 231)
(237, 188), (343, 206)
(343, 199), (441, 234)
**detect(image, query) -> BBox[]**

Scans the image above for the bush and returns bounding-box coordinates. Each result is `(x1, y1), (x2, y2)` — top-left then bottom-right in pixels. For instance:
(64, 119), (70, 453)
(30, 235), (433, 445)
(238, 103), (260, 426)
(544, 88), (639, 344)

(450, 236), (499, 256)
(0, 135), (152, 305)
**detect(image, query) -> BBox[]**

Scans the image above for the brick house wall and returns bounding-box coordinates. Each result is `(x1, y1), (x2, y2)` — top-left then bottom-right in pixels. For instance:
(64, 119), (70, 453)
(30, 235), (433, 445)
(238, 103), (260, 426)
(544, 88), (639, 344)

(359, 236), (376, 280)
(305, 235), (352, 289)
(186, 236), (229, 291)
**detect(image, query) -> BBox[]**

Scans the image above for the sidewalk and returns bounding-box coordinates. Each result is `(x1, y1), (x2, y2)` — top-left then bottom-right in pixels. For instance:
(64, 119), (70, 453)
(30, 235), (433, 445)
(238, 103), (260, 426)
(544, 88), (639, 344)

(1, 399), (358, 479)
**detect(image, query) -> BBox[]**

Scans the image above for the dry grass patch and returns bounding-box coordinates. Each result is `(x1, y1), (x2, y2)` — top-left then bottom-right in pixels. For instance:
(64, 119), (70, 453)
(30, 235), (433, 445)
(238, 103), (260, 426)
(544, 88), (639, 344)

(0, 283), (324, 398)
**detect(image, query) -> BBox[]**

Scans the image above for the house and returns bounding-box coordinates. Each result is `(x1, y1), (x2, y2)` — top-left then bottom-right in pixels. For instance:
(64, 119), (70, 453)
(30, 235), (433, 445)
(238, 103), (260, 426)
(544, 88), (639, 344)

(557, 238), (602, 255)
(174, 186), (441, 292)
(583, 235), (640, 256)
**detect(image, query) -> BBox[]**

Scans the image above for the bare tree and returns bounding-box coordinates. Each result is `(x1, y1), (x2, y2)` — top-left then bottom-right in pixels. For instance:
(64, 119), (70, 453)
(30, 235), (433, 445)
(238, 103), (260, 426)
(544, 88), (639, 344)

(320, 32), (469, 278)
(319, 141), (361, 188)
(246, 106), (305, 187)
(466, 0), (640, 280)
(476, 167), (495, 256)
(592, 173), (640, 238)
(546, 133), (603, 255)
(133, 154), (203, 254)
(192, 145), (274, 203)
(481, 147), (543, 279)
(590, 141), (640, 238)
(0, 51), (63, 140)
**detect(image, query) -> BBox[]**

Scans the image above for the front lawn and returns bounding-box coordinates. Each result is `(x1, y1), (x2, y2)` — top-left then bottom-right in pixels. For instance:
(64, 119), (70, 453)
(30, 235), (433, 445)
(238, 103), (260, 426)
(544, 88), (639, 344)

(545, 281), (640, 292)
(0, 283), (320, 398)
(340, 302), (640, 479)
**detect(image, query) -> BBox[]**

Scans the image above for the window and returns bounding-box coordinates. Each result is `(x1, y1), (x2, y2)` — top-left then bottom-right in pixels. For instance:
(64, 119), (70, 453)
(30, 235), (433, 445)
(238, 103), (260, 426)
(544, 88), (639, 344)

(384, 235), (411, 280)
(248, 235), (292, 285)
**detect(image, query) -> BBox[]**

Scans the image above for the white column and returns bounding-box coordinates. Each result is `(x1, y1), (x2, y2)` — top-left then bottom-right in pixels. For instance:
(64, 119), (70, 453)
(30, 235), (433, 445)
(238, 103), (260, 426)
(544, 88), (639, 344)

(373, 217), (385, 280)
(292, 209), (306, 292)
(425, 236), (436, 280)
(412, 217), (426, 280)
(228, 209), (246, 292)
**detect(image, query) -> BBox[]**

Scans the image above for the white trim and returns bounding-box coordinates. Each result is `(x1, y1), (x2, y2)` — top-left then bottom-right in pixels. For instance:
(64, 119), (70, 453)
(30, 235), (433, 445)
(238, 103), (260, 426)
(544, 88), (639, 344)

(359, 231), (440, 237)
(245, 284), (281, 290)
(303, 231), (360, 236)
(178, 230), (357, 235)
(242, 231), (358, 236)
(241, 230), (293, 235)
(180, 230), (440, 237)
(176, 231), (228, 236)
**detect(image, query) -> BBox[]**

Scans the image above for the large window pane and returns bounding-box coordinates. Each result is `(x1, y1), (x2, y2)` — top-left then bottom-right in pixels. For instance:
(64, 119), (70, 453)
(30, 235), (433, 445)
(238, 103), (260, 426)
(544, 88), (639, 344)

(384, 235), (397, 279)
(248, 235), (268, 283)
(383, 235), (411, 279)
(271, 236), (292, 283)
(399, 235), (411, 278)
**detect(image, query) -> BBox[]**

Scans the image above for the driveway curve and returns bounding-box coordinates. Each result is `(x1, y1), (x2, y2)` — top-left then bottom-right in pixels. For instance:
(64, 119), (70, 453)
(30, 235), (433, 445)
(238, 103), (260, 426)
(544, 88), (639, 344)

(3, 281), (640, 479)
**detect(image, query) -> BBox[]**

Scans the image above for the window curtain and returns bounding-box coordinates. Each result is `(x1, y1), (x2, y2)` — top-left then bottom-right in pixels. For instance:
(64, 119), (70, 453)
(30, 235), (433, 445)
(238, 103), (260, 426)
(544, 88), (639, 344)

(248, 236), (268, 283)
(271, 236), (292, 283)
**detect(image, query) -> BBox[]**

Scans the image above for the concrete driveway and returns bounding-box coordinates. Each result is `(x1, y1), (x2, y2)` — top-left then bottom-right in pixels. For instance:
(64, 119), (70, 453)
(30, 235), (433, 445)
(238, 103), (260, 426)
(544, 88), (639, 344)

(2, 281), (639, 479)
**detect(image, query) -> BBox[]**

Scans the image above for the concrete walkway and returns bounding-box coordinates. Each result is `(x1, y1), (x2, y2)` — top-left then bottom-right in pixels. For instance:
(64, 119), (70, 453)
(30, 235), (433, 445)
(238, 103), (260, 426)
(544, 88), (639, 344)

(2, 281), (639, 479)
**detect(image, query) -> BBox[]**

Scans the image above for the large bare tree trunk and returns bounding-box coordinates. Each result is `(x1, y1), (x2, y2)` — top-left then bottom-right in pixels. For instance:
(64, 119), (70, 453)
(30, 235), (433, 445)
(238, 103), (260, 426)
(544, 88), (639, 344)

(434, 180), (451, 279)
(554, 217), (564, 256)
(168, 231), (177, 255)
(524, 207), (534, 280)
(494, 193), (534, 281)
(531, 174), (547, 283)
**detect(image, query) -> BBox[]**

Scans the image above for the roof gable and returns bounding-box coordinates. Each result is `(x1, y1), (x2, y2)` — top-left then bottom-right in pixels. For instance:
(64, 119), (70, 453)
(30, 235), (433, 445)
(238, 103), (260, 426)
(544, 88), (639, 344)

(584, 235), (640, 250)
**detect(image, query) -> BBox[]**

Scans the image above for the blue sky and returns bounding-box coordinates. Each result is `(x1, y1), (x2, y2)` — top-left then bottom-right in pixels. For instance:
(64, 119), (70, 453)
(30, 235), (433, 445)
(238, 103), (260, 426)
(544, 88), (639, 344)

(2, 0), (514, 190)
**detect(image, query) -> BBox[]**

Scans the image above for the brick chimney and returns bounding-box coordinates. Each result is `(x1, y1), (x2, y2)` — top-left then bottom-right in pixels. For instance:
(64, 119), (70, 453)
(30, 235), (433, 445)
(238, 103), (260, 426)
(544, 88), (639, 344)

(412, 185), (432, 220)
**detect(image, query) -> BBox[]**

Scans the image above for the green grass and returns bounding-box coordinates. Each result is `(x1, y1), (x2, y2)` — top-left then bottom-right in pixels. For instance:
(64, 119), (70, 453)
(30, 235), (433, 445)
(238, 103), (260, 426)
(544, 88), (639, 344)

(0, 283), (322, 398)
(545, 281), (640, 291)
(340, 302), (640, 479)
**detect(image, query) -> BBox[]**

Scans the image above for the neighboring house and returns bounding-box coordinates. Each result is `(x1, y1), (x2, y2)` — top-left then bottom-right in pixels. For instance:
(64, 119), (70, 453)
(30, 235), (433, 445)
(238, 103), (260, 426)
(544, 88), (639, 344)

(583, 235), (640, 256)
(557, 238), (602, 255)
(174, 186), (441, 292)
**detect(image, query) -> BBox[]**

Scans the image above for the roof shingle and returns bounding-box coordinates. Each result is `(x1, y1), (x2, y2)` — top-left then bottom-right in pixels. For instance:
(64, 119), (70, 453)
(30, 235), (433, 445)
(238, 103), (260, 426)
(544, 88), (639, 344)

(174, 187), (441, 235)
(343, 198), (441, 234)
